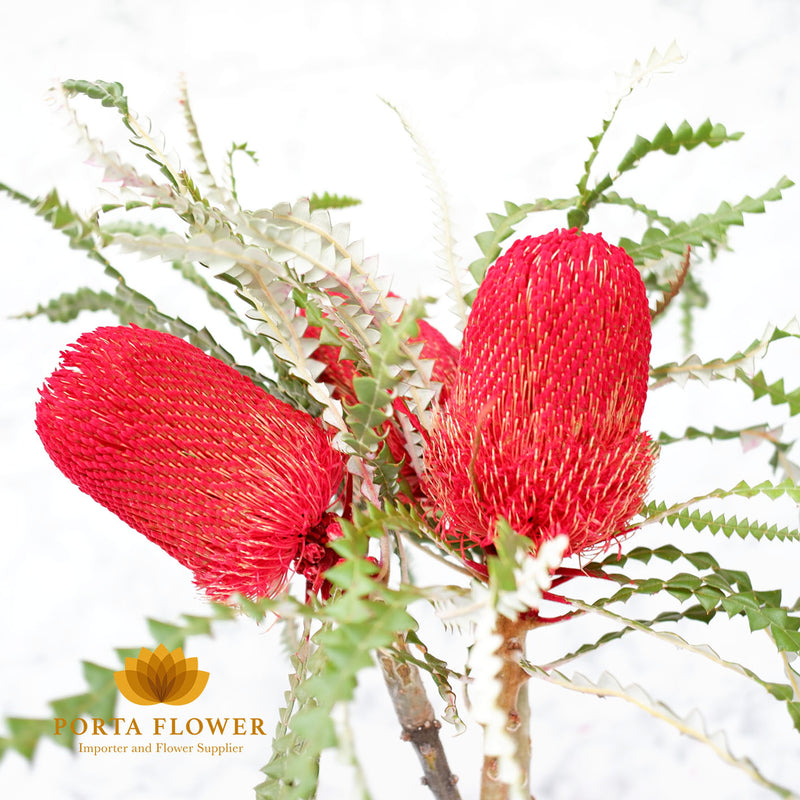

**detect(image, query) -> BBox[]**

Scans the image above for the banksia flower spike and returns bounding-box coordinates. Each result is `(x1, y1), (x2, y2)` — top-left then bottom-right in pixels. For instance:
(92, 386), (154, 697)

(36, 325), (345, 601)
(424, 228), (656, 557)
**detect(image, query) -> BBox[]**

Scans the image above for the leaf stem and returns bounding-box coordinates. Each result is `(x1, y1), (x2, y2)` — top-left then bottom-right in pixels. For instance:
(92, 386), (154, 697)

(651, 245), (691, 320)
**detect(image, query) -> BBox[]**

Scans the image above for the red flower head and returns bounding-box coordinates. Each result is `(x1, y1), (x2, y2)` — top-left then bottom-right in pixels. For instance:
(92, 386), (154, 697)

(36, 325), (345, 601)
(424, 228), (656, 557)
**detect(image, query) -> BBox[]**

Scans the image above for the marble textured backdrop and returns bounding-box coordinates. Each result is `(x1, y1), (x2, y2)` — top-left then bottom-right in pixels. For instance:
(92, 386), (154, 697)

(2, 1), (800, 798)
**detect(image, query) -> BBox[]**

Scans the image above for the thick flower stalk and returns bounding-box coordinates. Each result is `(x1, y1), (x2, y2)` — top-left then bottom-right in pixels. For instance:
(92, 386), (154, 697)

(36, 325), (345, 600)
(424, 228), (656, 556)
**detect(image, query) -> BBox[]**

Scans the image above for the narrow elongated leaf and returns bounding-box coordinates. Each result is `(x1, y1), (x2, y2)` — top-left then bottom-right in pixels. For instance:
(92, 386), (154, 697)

(621, 176), (793, 265)
(15, 287), (135, 324)
(62, 78), (129, 116)
(640, 503), (800, 542)
(467, 196), (576, 287)
(650, 318), (800, 388)
(382, 99), (470, 329)
(656, 423), (776, 446)
(574, 120), (743, 228)
(264, 522), (419, 800)
(525, 666), (799, 798)
(615, 119), (743, 176)
(566, 599), (800, 729)
(308, 192), (361, 212)
(178, 76), (219, 190)
(741, 370), (800, 417)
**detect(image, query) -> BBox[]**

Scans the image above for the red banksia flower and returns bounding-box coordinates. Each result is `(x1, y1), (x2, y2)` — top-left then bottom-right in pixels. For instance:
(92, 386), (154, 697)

(36, 325), (345, 600)
(424, 228), (656, 557)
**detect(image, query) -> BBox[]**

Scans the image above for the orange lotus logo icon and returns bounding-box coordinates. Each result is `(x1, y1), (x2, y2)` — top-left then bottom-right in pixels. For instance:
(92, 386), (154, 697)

(114, 644), (209, 705)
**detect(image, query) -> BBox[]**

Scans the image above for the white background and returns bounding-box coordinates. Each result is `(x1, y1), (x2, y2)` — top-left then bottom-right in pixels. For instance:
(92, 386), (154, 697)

(2, 1), (800, 798)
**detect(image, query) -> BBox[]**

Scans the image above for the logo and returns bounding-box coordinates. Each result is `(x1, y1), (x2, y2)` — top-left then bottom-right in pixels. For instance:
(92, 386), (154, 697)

(114, 644), (209, 706)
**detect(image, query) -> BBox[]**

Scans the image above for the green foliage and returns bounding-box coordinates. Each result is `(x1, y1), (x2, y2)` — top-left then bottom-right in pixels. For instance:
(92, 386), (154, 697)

(5, 67), (800, 798)
(339, 304), (433, 493)
(570, 119), (744, 229)
(15, 287), (134, 324)
(308, 192), (362, 212)
(257, 520), (418, 800)
(542, 609), (712, 669)
(2, 719), (55, 761)
(741, 370), (800, 417)
(650, 505), (800, 542)
(656, 423), (770, 446)
(591, 544), (800, 656)
(467, 197), (576, 288)
(621, 176), (793, 264)
(257, 631), (318, 800)
(62, 78), (129, 116)
(343, 376), (394, 452)
(18, 185), (284, 399)
(178, 76), (216, 187)
(650, 319), (800, 389)
(637, 481), (800, 547)
(619, 119), (743, 168)
(577, 546), (800, 739)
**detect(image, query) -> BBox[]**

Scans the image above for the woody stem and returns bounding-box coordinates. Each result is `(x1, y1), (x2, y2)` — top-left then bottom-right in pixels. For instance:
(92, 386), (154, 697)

(378, 638), (462, 800)
(480, 615), (533, 800)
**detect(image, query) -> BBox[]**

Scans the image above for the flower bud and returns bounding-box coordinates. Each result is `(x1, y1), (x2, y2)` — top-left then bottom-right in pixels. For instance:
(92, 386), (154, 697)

(424, 229), (656, 556)
(36, 325), (344, 600)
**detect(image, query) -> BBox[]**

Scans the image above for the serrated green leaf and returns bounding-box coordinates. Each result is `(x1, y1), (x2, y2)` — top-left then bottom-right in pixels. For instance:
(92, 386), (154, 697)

(599, 545), (720, 572)
(466, 196), (577, 289)
(615, 119), (742, 175)
(62, 78), (129, 116)
(178, 77), (218, 189)
(262, 519), (420, 800)
(5, 718), (54, 761)
(573, 118), (744, 228)
(14, 287), (133, 324)
(624, 176), (793, 265)
(771, 626), (800, 653)
(788, 702), (800, 730)
(740, 370), (800, 417)
(50, 693), (93, 723)
(308, 192), (361, 212)
(656, 423), (773, 447)
(647, 504), (800, 543)
(146, 620), (186, 651)
(79, 662), (118, 721)
(601, 192), (678, 228)
(565, 597), (800, 741)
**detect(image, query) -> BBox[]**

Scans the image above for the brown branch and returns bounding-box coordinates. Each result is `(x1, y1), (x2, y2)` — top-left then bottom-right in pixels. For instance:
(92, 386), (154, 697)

(480, 615), (534, 800)
(378, 641), (462, 800)
(650, 245), (691, 320)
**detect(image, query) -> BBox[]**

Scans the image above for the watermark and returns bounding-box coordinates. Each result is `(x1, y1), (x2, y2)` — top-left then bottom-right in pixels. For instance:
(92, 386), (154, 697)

(114, 644), (209, 705)
(53, 644), (266, 760)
